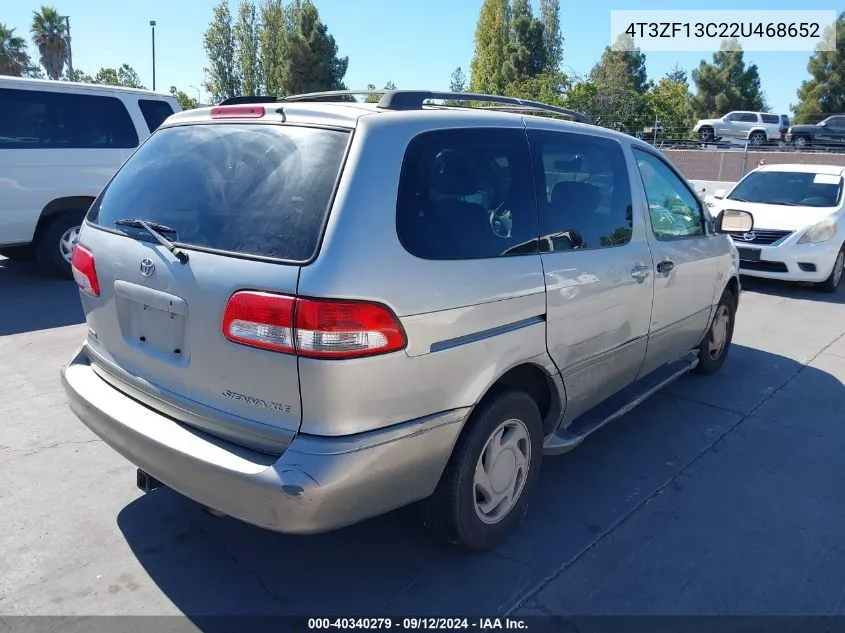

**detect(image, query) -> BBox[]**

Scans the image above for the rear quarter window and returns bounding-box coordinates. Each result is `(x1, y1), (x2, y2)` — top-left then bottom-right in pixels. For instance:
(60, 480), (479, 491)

(0, 88), (138, 149)
(761, 114), (779, 124)
(87, 123), (350, 262)
(138, 99), (175, 132)
(396, 127), (538, 260)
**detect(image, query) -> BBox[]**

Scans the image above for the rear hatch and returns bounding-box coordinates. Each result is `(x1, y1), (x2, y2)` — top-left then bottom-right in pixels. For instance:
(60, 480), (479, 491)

(74, 119), (351, 453)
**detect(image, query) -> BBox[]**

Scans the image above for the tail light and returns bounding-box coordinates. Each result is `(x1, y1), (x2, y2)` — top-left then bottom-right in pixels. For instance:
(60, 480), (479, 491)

(71, 244), (100, 297)
(222, 291), (406, 359)
(210, 105), (265, 119)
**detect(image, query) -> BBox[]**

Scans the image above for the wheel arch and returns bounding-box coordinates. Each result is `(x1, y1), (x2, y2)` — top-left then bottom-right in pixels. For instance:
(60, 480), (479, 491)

(34, 196), (96, 241)
(466, 361), (565, 439)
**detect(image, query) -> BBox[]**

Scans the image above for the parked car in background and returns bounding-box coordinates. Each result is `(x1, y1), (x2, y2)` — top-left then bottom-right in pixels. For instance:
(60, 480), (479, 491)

(694, 111), (789, 146)
(0, 76), (181, 277)
(786, 116), (845, 149)
(62, 89), (749, 551)
(708, 164), (845, 292)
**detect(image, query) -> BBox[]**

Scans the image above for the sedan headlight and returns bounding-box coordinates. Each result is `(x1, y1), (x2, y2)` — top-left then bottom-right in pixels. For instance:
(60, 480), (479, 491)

(798, 218), (838, 244)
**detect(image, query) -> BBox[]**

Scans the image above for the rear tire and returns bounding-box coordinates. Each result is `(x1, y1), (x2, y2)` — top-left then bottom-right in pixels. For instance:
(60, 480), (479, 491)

(35, 212), (83, 279)
(420, 389), (543, 551)
(817, 246), (845, 294)
(694, 288), (737, 375)
(749, 131), (767, 146)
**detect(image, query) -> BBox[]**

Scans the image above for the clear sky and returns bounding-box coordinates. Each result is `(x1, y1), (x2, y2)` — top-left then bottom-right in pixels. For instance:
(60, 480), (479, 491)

(3, 0), (837, 115)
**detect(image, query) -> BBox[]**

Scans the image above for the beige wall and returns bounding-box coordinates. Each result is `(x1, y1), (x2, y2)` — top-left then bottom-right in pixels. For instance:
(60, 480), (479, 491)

(662, 149), (845, 183)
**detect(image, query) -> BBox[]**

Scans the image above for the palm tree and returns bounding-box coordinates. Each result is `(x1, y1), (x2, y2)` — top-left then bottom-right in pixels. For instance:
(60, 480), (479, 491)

(30, 6), (67, 80)
(0, 23), (31, 77)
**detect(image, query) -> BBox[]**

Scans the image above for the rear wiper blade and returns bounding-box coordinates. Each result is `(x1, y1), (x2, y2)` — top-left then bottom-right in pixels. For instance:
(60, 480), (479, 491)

(115, 218), (189, 264)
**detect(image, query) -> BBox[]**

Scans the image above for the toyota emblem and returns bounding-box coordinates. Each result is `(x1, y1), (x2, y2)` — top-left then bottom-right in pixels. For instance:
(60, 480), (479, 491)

(139, 258), (156, 277)
(742, 232), (756, 242)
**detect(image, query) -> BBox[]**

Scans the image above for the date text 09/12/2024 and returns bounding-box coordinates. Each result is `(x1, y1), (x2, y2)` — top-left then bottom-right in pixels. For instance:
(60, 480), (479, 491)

(624, 22), (822, 39)
(307, 618), (528, 630)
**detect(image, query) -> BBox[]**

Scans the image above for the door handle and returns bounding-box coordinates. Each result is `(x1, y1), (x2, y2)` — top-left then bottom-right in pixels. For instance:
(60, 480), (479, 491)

(631, 265), (651, 281)
(656, 260), (675, 274)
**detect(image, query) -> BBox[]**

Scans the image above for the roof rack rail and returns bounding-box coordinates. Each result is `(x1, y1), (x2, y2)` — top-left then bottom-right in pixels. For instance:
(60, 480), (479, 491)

(218, 95), (279, 106)
(279, 89), (592, 124)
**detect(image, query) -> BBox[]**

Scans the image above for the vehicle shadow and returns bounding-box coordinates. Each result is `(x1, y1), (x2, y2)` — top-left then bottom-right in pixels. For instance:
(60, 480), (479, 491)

(116, 344), (845, 620)
(740, 274), (845, 305)
(0, 257), (84, 336)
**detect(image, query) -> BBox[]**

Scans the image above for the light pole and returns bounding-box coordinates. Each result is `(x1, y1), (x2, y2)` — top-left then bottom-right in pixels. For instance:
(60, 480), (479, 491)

(189, 84), (201, 105)
(63, 16), (73, 78)
(149, 20), (156, 91)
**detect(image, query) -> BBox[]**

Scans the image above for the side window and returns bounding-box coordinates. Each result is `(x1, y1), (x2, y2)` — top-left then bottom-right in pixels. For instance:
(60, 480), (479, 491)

(527, 129), (632, 252)
(53, 92), (138, 148)
(396, 128), (537, 260)
(0, 88), (52, 147)
(138, 99), (175, 133)
(829, 117), (845, 129)
(738, 113), (758, 123)
(0, 89), (138, 149)
(724, 113), (739, 122)
(633, 149), (704, 240)
(761, 114), (779, 124)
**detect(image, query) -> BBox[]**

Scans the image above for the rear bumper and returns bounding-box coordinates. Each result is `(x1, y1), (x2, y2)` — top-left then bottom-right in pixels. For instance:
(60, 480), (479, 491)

(61, 345), (467, 534)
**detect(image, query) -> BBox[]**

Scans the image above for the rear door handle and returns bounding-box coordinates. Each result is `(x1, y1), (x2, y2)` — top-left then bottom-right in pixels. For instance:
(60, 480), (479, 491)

(631, 265), (651, 281)
(656, 260), (675, 274)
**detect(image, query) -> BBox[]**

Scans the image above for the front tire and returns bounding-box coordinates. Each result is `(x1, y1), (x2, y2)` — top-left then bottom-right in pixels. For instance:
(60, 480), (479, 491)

(792, 136), (809, 148)
(35, 212), (83, 279)
(698, 127), (714, 143)
(694, 289), (737, 375)
(817, 246), (845, 294)
(421, 390), (543, 551)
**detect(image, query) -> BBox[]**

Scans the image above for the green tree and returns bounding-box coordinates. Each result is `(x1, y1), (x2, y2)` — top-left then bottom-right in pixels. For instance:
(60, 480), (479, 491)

(647, 77), (694, 138)
(469, 0), (510, 94)
(283, 0), (348, 94)
(691, 39), (767, 118)
(30, 6), (67, 80)
(593, 36), (650, 95)
(235, 0), (261, 96)
(92, 64), (144, 88)
(93, 67), (119, 85)
(258, 0), (286, 96)
(203, 0), (241, 103)
(585, 38), (650, 132)
(64, 67), (93, 82)
(118, 63), (144, 88)
(665, 63), (688, 86)
(539, 0), (562, 72)
(450, 66), (467, 93)
(792, 12), (844, 123)
(0, 23), (31, 77)
(170, 85), (199, 110)
(503, 0), (546, 85)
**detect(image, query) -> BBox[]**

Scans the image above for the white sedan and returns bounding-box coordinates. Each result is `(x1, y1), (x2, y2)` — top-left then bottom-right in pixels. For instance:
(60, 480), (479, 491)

(708, 164), (845, 292)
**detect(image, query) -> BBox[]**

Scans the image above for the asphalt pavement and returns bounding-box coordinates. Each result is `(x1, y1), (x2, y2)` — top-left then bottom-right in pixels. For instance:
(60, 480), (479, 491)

(2, 255), (845, 623)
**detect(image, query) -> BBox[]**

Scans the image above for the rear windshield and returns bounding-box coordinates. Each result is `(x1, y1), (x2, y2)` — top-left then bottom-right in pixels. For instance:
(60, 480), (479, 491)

(727, 171), (844, 208)
(87, 123), (350, 261)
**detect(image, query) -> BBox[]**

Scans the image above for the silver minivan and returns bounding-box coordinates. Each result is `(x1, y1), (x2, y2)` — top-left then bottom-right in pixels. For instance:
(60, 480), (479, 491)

(62, 90), (751, 550)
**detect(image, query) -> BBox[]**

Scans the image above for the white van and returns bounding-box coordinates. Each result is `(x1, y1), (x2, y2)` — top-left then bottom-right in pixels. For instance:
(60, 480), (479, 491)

(0, 76), (181, 277)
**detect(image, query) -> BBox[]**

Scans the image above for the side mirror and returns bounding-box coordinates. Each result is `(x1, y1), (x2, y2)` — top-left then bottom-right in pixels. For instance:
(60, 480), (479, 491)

(716, 209), (754, 234)
(713, 188), (726, 200)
